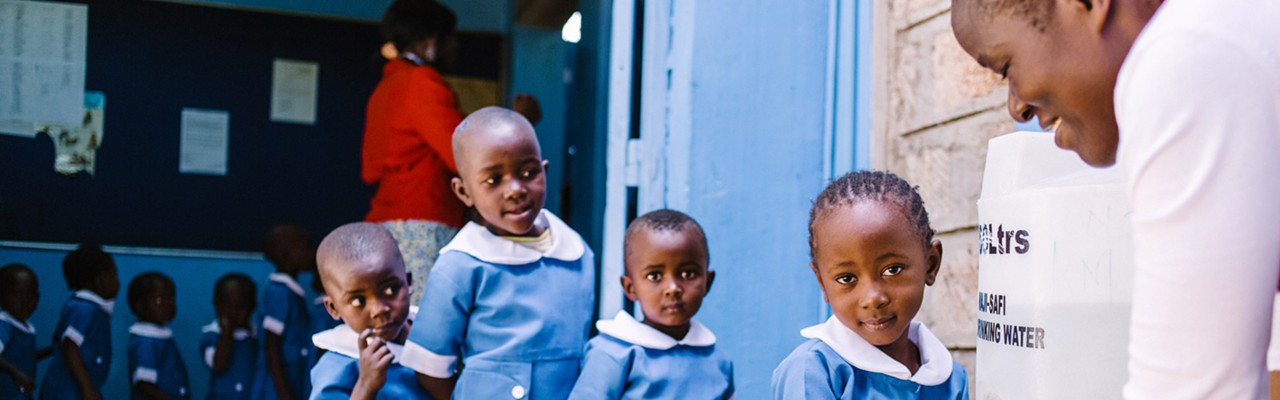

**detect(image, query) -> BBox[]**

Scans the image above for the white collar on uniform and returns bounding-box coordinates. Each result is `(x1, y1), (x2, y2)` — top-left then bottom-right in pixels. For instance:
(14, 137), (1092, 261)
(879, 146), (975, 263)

(311, 324), (405, 363)
(268, 273), (306, 298)
(800, 315), (953, 385)
(441, 210), (585, 265)
(0, 310), (34, 334)
(596, 310), (716, 350)
(74, 289), (115, 315)
(129, 322), (174, 339)
(201, 320), (256, 340)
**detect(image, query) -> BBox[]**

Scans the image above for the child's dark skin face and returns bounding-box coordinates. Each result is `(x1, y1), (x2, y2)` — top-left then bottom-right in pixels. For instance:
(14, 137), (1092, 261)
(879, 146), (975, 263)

(266, 228), (317, 275)
(451, 122), (549, 237)
(622, 227), (714, 340)
(810, 201), (940, 373)
(1, 270), (39, 321)
(91, 265), (121, 300)
(215, 282), (256, 329)
(135, 280), (177, 326)
(321, 247), (411, 344)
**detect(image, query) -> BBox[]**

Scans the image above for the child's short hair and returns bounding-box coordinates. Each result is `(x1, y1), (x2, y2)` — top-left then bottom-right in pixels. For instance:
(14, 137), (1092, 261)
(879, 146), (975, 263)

(262, 225), (310, 268)
(0, 262), (34, 294)
(213, 273), (256, 306)
(623, 209), (709, 262)
(381, 0), (457, 53)
(127, 272), (173, 315)
(62, 243), (115, 290)
(808, 170), (935, 257)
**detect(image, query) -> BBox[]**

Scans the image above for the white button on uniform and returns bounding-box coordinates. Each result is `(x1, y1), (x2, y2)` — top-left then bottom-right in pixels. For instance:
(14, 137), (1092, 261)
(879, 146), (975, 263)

(235, 383), (243, 392)
(180, 387), (187, 396)
(511, 385), (526, 399)
(95, 356), (103, 364)
(301, 348), (309, 356)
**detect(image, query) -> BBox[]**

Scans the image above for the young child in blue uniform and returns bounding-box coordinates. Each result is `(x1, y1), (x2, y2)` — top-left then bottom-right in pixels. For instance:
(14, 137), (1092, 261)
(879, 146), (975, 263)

(41, 244), (120, 400)
(253, 225), (315, 400)
(772, 171), (968, 399)
(200, 273), (258, 399)
(402, 107), (596, 399)
(569, 209), (733, 399)
(309, 222), (432, 400)
(126, 272), (189, 399)
(1, 263), (47, 399)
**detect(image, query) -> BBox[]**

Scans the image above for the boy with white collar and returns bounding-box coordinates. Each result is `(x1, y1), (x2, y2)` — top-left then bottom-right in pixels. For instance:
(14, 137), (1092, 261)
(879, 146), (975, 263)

(126, 272), (189, 400)
(1, 263), (45, 399)
(401, 107), (595, 399)
(252, 225), (315, 400)
(310, 223), (426, 400)
(42, 244), (119, 400)
(200, 273), (258, 399)
(569, 209), (733, 399)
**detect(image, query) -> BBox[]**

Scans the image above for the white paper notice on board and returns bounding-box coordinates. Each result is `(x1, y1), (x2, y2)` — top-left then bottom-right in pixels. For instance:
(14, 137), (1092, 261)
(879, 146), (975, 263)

(180, 109), (229, 176)
(270, 59), (319, 125)
(0, 0), (88, 126)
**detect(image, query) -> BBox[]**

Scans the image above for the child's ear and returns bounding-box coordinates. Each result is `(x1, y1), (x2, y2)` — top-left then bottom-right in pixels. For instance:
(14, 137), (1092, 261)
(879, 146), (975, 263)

(704, 269), (716, 295)
(620, 275), (638, 302)
(809, 262), (829, 304)
(925, 239), (943, 286)
(323, 297), (341, 321)
(451, 177), (474, 207)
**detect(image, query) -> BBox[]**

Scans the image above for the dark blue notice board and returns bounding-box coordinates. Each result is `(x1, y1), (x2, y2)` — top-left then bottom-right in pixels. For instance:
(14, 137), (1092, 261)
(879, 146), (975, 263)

(0, 0), (387, 251)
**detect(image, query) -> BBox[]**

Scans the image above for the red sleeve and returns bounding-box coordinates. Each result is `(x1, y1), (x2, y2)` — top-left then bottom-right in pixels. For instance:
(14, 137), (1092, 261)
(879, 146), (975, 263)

(408, 70), (465, 173)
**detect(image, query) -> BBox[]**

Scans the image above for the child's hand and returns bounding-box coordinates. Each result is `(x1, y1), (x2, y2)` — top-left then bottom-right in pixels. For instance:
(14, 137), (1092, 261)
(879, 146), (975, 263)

(352, 329), (392, 400)
(14, 371), (35, 393)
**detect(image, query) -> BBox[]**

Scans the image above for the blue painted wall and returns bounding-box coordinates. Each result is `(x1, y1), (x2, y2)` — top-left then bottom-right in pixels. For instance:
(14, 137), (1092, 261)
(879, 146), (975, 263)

(681, 0), (831, 395)
(0, 246), (321, 400)
(175, 0), (511, 32)
(510, 25), (570, 215)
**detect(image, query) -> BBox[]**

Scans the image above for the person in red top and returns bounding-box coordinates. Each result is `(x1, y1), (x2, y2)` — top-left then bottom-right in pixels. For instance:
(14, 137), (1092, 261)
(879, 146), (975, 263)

(365, 0), (540, 304)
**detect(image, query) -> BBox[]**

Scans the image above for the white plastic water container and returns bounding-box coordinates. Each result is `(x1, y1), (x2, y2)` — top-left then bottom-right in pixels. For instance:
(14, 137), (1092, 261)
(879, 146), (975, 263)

(975, 132), (1134, 399)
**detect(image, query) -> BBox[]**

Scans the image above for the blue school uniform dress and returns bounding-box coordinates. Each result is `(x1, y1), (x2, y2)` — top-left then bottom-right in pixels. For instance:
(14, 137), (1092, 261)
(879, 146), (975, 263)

(568, 311), (734, 400)
(0, 311), (37, 398)
(252, 273), (311, 400)
(308, 324), (432, 400)
(402, 210), (595, 400)
(771, 316), (968, 400)
(127, 322), (190, 400)
(199, 320), (257, 399)
(40, 290), (114, 400)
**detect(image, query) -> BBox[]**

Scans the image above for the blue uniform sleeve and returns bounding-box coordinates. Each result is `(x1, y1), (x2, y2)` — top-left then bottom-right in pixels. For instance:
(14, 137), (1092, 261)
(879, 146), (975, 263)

(0, 323), (11, 355)
(952, 362), (970, 400)
(771, 345), (839, 400)
(567, 339), (629, 400)
(131, 339), (162, 385)
(309, 352), (358, 400)
(724, 358), (735, 400)
(401, 253), (475, 378)
(61, 301), (96, 346)
(198, 331), (217, 369)
(261, 284), (291, 336)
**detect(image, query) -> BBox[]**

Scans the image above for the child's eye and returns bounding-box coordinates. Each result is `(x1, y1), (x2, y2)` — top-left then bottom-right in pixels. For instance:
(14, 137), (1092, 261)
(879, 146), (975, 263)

(884, 265), (904, 276)
(521, 168), (540, 179)
(999, 63), (1010, 79)
(679, 270), (697, 280)
(483, 176), (498, 186)
(383, 286), (396, 297)
(349, 297), (365, 308)
(835, 274), (855, 285)
(645, 272), (661, 282)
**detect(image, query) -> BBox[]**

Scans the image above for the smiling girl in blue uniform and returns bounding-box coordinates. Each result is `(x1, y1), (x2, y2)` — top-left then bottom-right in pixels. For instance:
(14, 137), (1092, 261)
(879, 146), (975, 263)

(310, 222), (431, 400)
(41, 244), (119, 400)
(401, 107), (595, 400)
(200, 274), (258, 399)
(772, 171), (968, 399)
(1, 263), (47, 399)
(569, 209), (733, 399)
(126, 272), (189, 400)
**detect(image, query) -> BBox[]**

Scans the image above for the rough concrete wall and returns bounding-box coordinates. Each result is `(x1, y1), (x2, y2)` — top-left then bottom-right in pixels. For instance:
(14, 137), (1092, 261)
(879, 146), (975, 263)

(872, 0), (1017, 394)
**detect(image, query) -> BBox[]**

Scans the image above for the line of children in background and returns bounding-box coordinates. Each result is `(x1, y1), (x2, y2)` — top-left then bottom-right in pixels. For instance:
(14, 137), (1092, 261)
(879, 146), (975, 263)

(201, 273), (258, 399)
(126, 272), (189, 399)
(41, 244), (118, 400)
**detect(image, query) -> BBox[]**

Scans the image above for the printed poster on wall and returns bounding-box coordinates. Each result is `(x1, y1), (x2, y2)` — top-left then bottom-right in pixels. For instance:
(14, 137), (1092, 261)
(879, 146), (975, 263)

(270, 58), (319, 125)
(0, 0), (88, 127)
(180, 108), (229, 176)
